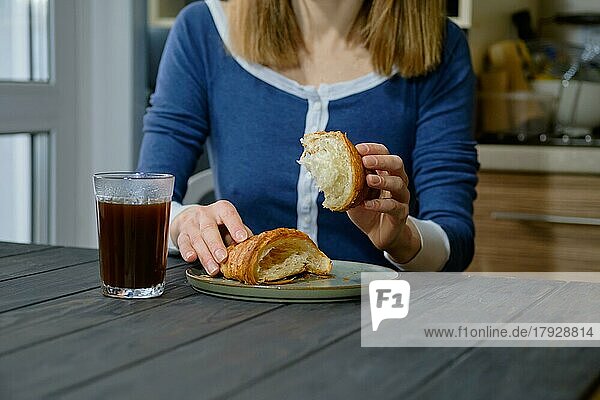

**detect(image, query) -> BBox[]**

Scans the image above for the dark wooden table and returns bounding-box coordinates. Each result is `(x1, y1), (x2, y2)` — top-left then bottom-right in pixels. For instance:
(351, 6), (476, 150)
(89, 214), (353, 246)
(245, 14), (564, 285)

(1, 242), (599, 400)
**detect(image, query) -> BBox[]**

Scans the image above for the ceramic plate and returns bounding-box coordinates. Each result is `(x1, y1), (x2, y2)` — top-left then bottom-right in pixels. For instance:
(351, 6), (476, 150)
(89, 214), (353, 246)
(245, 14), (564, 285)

(185, 260), (397, 303)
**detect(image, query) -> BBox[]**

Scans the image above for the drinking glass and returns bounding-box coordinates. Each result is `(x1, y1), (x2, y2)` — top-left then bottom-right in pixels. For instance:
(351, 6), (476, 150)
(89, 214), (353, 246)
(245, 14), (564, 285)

(93, 172), (174, 298)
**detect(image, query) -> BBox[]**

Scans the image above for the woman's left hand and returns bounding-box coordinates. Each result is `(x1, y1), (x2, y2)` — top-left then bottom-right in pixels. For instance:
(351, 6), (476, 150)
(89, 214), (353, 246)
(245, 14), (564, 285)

(347, 143), (421, 264)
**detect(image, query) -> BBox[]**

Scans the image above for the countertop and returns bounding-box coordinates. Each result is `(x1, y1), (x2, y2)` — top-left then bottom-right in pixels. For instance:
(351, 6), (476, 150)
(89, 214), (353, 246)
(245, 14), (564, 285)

(478, 144), (600, 174)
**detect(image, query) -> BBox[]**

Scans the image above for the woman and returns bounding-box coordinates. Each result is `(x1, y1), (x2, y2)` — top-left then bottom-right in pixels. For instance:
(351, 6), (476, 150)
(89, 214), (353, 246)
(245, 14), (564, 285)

(138, 0), (479, 275)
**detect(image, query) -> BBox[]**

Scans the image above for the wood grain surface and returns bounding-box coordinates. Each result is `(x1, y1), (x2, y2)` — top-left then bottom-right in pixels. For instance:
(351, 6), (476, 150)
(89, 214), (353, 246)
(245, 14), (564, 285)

(0, 264), (190, 355)
(0, 243), (598, 400)
(0, 246), (98, 281)
(1, 291), (281, 398)
(0, 241), (52, 259)
(408, 277), (600, 400)
(0, 254), (189, 313)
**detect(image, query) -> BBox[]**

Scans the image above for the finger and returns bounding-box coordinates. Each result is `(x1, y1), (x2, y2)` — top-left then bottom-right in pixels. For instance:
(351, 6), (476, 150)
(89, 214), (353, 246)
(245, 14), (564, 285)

(221, 224), (254, 246)
(363, 198), (409, 218)
(355, 143), (390, 156)
(195, 211), (229, 264)
(177, 233), (197, 262)
(356, 143), (409, 184)
(366, 174), (410, 203)
(187, 229), (220, 276)
(214, 200), (248, 243)
(362, 155), (408, 183)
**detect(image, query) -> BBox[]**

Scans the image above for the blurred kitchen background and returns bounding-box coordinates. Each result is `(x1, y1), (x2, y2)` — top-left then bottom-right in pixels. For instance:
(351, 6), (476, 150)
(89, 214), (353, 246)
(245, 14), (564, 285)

(0, 0), (598, 272)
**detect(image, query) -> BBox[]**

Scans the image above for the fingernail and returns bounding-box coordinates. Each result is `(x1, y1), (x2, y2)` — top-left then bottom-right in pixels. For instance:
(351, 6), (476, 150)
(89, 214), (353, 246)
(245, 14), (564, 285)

(206, 260), (220, 275)
(368, 175), (382, 185)
(214, 248), (227, 262)
(235, 230), (247, 242)
(185, 252), (195, 261)
(356, 143), (367, 153)
(364, 156), (376, 168)
(365, 200), (375, 208)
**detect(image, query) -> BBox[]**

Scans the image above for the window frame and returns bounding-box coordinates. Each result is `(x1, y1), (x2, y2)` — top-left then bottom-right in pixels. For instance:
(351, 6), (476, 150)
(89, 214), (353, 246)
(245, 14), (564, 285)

(0, 0), (77, 244)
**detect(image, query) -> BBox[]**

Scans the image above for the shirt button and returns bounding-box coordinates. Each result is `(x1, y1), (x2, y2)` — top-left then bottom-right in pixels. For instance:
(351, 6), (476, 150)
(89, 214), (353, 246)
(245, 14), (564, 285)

(314, 102), (321, 110)
(304, 216), (311, 224)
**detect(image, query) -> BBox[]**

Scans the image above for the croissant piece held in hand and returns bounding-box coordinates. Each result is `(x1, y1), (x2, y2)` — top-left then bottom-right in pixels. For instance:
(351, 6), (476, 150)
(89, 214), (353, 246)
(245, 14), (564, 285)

(220, 228), (332, 285)
(299, 131), (370, 212)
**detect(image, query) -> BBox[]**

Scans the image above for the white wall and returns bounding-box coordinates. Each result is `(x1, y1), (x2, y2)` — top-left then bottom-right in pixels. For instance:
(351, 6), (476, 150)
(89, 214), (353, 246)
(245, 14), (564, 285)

(73, 0), (138, 248)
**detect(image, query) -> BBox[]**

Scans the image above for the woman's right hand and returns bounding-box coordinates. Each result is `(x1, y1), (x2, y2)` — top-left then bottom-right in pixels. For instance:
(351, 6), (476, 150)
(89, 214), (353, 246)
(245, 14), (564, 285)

(170, 200), (252, 276)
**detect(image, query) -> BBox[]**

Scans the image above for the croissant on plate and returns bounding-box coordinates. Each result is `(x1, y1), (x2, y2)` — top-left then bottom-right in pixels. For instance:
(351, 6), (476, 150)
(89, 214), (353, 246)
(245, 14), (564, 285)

(299, 130), (373, 212)
(219, 228), (333, 285)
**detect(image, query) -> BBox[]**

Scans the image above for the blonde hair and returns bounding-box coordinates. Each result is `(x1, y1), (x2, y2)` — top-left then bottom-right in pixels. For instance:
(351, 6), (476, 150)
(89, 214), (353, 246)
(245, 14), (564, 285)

(228, 0), (445, 78)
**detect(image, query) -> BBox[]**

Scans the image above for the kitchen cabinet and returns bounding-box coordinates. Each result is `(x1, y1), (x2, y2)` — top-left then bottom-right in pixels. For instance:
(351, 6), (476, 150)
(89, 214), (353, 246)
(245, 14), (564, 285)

(468, 171), (600, 272)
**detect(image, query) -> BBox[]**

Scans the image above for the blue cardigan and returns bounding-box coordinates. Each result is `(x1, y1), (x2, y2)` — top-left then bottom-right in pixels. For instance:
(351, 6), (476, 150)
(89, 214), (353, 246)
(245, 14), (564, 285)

(138, 1), (479, 271)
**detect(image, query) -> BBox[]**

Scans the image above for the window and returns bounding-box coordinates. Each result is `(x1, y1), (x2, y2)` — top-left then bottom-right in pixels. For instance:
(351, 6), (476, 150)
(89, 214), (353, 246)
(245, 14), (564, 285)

(0, 0), (54, 244)
(0, 133), (31, 242)
(0, 0), (49, 82)
(1, 1), (148, 247)
(0, 132), (50, 243)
